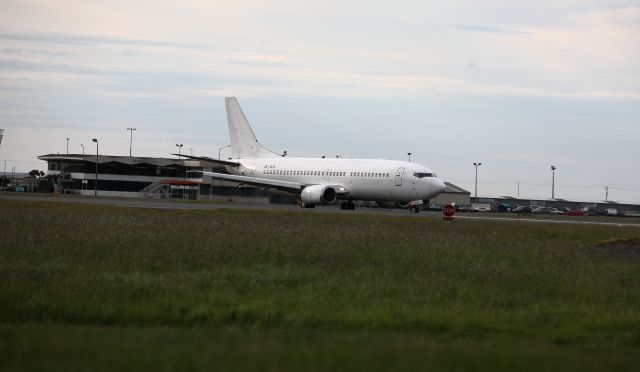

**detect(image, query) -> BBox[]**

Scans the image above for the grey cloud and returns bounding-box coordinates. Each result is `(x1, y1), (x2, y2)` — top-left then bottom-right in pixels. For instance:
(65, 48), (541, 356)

(426, 23), (532, 34)
(2, 48), (22, 54)
(0, 31), (211, 50)
(0, 58), (279, 91)
(0, 58), (107, 75)
(27, 49), (74, 57)
(227, 59), (291, 67)
(122, 49), (142, 57)
(2, 48), (73, 57)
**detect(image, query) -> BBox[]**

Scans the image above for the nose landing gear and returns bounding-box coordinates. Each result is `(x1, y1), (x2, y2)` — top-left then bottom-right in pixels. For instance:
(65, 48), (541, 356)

(340, 201), (356, 210)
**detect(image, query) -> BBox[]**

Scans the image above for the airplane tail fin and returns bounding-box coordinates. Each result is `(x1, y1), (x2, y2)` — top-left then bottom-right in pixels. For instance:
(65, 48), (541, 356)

(225, 97), (275, 159)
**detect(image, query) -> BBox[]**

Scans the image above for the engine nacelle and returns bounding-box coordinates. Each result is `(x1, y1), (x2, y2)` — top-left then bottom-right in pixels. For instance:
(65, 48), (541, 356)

(301, 185), (337, 205)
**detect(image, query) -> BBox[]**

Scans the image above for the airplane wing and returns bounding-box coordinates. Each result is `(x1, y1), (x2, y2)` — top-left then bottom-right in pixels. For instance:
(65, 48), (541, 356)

(171, 154), (240, 167)
(201, 171), (349, 195)
(202, 171), (305, 192)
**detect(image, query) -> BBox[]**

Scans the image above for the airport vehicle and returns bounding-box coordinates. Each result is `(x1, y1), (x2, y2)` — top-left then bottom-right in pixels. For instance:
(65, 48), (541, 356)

(195, 97), (446, 210)
(512, 206), (533, 214)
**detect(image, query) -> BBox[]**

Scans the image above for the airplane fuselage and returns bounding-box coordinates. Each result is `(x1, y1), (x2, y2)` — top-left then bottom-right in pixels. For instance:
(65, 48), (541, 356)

(229, 157), (445, 202)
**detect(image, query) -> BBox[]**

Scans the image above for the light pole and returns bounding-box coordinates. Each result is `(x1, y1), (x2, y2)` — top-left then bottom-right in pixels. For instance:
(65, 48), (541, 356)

(176, 144), (183, 159)
(92, 138), (98, 196)
(473, 162), (482, 198)
(408, 152), (412, 162)
(66, 138), (69, 154)
(81, 144), (84, 155)
(218, 144), (230, 160)
(127, 128), (136, 157)
(551, 165), (556, 199)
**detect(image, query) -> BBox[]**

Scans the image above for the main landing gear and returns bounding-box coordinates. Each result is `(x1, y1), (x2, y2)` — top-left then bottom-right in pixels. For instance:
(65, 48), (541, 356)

(340, 201), (356, 210)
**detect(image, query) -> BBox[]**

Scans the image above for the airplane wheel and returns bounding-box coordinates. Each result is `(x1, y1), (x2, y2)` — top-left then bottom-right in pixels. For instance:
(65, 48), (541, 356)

(341, 202), (356, 210)
(302, 202), (315, 209)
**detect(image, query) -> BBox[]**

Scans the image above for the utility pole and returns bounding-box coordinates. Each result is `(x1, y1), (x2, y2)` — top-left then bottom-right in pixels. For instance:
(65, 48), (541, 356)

(176, 144), (183, 159)
(473, 162), (482, 198)
(81, 144), (84, 155)
(407, 152), (412, 162)
(127, 128), (136, 157)
(66, 138), (69, 154)
(551, 165), (556, 199)
(92, 139), (99, 196)
(605, 186), (609, 202)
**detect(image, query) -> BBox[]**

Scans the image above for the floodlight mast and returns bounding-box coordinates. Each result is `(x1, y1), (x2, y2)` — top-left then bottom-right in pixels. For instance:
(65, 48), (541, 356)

(551, 165), (557, 199)
(92, 139), (98, 196)
(473, 162), (482, 198)
(127, 128), (136, 157)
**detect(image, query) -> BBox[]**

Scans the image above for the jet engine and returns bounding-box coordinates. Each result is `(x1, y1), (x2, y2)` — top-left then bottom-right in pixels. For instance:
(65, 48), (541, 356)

(301, 185), (337, 205)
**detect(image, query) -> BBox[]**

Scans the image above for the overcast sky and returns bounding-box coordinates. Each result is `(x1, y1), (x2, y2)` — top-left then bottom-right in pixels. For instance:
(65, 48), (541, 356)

(1, 0), (639, 202)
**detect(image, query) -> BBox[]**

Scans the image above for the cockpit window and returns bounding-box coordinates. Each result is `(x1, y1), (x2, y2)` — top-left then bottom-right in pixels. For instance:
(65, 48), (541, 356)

(414, 172), (435, 178)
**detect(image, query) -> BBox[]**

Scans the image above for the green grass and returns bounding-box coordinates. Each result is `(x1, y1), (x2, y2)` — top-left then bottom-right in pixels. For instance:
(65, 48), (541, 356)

(1, 200), (640, 371)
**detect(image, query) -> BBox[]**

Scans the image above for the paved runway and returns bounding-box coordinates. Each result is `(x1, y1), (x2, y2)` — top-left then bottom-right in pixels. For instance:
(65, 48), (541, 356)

(2, 192), (640, 228)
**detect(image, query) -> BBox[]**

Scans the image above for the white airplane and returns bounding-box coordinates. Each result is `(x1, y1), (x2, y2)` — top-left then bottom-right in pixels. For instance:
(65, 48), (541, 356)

(195, 97), (446, 210)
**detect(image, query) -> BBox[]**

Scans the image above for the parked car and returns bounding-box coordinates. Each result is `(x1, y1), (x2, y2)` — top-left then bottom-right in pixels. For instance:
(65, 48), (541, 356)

(532, 207), (564, 215)
(564, 209), (586, 216)
(512, 206), (533, 214)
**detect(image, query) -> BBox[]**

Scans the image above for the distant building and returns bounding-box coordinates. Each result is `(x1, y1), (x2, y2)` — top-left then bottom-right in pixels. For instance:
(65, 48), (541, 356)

(430, 182), (471, 208)
(37, 153), (295, 203)
(38, 153), (215, 199)
(470, 196), (640, 215)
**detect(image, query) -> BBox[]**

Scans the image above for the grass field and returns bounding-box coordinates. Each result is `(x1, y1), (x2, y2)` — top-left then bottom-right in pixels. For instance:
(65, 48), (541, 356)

(1, 199), (639, 371)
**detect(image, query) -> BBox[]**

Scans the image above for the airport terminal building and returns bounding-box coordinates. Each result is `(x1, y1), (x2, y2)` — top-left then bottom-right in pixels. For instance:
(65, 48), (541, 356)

(38, 154), (209, 198)
(37, 153), (295, 203)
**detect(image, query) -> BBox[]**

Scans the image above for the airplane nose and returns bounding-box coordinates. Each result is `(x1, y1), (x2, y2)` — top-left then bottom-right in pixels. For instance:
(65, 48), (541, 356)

(434, 178), (446, 194)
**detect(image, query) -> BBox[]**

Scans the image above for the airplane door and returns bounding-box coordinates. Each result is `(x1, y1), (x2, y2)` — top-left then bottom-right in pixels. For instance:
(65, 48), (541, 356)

(324, 169), (331, 181)
(395, 167), (405, 186)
